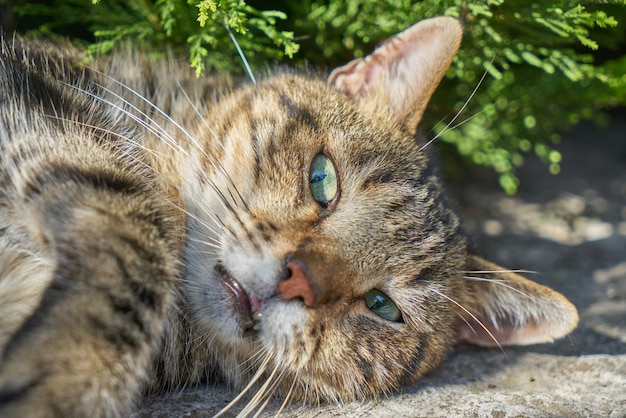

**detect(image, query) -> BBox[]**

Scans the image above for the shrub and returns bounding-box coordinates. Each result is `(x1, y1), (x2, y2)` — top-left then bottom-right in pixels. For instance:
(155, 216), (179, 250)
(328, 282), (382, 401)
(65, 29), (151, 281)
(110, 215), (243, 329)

(11, 0), (626, 193)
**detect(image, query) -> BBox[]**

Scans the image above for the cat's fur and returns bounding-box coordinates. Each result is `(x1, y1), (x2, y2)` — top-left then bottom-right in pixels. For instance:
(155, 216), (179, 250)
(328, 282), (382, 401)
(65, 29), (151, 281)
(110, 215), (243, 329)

(0, 17), (578, 416)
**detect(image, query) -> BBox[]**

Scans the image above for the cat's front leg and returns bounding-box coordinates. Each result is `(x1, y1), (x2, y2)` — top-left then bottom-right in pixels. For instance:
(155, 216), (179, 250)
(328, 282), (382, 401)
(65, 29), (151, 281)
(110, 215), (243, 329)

(0, 184), (180, 417)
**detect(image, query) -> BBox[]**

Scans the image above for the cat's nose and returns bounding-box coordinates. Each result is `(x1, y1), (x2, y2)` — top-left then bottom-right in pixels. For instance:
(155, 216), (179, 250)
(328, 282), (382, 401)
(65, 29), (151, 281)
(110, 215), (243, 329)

(278, 259), (316, 307)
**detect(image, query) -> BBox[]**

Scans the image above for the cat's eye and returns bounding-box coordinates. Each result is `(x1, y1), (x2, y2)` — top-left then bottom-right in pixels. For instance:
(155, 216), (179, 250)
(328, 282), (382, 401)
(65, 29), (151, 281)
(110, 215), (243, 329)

(309, 153), (338, 205)
(364, 289), (404, 323)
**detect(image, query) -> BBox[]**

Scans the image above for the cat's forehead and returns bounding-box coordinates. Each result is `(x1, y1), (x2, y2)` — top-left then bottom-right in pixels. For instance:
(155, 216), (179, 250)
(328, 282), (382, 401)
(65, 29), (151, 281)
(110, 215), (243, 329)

(211, 73), (464, 286)
(233, 73), (429, 170)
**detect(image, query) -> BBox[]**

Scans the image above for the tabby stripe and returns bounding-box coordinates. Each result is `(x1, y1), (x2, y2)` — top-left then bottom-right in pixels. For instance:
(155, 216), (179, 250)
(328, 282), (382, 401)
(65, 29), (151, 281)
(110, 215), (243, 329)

(24, 163), (142, 199)
(278, 94), (319, 131)
(104, 242), (162, 312)
(87, 313), (142, 350)
(76, 242), (161, 351)
(1, 55), (73, 122)
(401, 333), (429, 382)
(249, 117), (262, 183)
(308, 322), (325, 360)
(4, 248), (161, 359)
(3, 203), (166, 358)
(1, 278), (72, 362)
(264, 134), (280, 166)
(0, 373), (45, 405)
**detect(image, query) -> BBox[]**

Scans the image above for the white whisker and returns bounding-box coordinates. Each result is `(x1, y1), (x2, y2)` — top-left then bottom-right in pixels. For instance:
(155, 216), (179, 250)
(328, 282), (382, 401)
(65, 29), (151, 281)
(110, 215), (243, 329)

(61, 81), (189, 159)
(82, 70), (252, 219)
(275, 374), (298, 416)
(43, 114), (169, 163)
(430, 289), (505, 353)
(459, 269), (537, 274)
(185, 236), (221, 250)
(71, 60), (253, 228)
(251, 377), (282, 418)
(241, 363), (283, 418)
(169, 74), (249, 213)
(419, 66), (490, 152)
(46, 113), (229, 240)
(225, 24), (257, 85)
(77, 67), (208, 156)
(171, 76), (221, 146)
(463, 276), (537, 300)
(240, 348), (271, 376)
(440, 107), (488, 132)
(215, 353), (273, 417)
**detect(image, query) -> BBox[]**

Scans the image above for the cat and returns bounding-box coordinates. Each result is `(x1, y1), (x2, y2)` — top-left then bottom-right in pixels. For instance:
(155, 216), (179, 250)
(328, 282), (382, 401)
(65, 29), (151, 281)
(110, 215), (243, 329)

(0, 16), (578, 417)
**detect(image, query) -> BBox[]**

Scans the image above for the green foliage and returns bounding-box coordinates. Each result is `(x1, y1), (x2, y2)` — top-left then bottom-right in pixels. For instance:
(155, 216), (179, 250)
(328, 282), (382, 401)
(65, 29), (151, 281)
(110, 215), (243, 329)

(14, 0), (299, 75)
(11, 0), (626, 193)
(287, 0), (626, 193)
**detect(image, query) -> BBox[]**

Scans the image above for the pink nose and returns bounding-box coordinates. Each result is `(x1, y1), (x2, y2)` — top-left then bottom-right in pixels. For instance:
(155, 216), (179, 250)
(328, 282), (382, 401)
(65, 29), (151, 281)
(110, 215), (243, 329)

(278, 260), (315, 307)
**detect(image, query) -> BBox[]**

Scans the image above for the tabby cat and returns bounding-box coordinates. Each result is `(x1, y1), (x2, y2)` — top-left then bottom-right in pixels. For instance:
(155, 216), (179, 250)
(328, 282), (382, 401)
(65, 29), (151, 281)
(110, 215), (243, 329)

(0, 17), (578, 416)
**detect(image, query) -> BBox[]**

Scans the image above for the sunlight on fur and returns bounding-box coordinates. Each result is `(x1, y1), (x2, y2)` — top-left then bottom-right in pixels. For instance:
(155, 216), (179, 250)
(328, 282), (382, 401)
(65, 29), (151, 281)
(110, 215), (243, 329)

(0, 17), (578, 417)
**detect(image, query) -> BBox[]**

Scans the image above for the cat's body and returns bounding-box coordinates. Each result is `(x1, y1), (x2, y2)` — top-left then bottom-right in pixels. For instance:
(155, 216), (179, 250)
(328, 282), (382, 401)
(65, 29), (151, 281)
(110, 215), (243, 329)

(0, 17), (578, 417)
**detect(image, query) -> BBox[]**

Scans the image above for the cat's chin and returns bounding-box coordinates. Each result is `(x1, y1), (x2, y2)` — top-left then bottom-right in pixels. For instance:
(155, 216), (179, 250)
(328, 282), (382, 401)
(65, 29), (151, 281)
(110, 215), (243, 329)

(214, 264), (263, 337)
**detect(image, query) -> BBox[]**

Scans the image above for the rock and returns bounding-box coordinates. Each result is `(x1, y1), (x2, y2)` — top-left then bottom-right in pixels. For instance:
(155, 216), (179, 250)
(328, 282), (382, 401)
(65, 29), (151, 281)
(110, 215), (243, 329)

(136, 351), (626, 417)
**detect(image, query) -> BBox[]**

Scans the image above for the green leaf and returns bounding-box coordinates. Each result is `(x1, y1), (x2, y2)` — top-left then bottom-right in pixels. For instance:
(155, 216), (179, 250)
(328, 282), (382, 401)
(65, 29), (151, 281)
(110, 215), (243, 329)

(13, 0), (626, 194)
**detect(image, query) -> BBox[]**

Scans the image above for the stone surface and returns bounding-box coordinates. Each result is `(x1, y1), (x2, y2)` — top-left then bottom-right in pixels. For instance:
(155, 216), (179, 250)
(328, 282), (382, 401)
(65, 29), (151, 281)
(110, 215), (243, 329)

(135, 118), (626, 417)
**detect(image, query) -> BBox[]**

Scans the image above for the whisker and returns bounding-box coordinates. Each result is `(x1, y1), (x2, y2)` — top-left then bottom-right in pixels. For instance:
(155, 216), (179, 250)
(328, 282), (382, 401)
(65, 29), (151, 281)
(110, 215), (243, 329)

(80, 68), (251, 216)
(77, 66), (207, 156)
(169, 75), (252, 217)
(459, 269), (537, 275)
(215, 353), (273, 417)
(430, 289), (505, 354)
(70, 62), (254, 229)
(240, 348), (271, 376)
(251, 374), (284, 418)
(463, 276), (537, 301)
(225, 24), (257, 85)
(241, 363), (283, 418)
(43, 114), (170, 164)
(439, 107), (488, 133)
(185, 236), (221, 250)
(275, 374), (298, 416)
(61, 81), (188, 159)
(45, 113), (230, 243)
(170, 76), (222, 147)
(419, 66), (490, 152)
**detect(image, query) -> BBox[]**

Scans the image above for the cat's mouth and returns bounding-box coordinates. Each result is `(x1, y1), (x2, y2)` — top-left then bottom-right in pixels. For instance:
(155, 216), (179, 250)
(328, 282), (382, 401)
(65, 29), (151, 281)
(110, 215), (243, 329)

(214, 264), (263, 335)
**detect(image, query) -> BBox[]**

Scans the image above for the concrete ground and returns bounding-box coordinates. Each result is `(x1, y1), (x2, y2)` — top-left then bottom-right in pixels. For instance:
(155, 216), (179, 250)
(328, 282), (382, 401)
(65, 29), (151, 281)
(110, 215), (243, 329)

(135, 118), (626, 417)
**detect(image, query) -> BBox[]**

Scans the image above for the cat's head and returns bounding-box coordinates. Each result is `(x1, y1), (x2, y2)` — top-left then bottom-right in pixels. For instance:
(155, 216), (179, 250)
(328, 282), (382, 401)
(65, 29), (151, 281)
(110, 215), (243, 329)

(181, 17), (578, 403)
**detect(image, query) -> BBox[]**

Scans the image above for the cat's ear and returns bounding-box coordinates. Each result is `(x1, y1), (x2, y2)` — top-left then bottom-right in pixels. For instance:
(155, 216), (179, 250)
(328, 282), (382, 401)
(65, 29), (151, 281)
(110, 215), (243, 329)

(328, 17), (462, 134)
(456, 255), (579, 346)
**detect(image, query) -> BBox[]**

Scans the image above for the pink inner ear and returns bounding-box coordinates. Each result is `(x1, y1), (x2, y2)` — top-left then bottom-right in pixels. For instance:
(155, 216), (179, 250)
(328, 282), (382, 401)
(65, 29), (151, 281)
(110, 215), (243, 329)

(458, 255), (579, 347)
(456, 307), (572, 347)
(456, 313), (527, 347)
(329, 52), (389, 101)
(328, 17), (463, 133)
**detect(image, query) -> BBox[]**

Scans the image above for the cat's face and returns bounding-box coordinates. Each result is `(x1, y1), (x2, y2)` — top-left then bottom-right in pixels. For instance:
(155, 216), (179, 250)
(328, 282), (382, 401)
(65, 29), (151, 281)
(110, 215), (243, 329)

(183, 73), (466, 398)
(180, 17), (578, 403)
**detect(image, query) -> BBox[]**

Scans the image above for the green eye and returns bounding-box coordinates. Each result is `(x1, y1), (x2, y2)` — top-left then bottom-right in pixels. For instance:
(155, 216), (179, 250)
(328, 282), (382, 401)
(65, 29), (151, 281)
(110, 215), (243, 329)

(309, 154), (338, 204)
(364, 289), (403, 323)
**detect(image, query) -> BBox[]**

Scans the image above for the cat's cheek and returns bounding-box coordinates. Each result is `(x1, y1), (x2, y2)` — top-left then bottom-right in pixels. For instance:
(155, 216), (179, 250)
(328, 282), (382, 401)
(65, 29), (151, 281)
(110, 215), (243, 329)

(184, 271), (244, 342)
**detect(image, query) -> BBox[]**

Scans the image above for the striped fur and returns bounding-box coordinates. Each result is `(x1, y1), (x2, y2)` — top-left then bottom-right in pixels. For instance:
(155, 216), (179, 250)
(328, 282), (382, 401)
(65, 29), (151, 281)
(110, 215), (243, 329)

(0, 18), (577, 417)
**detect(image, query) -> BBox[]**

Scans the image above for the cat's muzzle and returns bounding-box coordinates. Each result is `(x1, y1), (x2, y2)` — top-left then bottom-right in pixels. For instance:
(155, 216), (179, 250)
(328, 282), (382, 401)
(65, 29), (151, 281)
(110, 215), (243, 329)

(214, 264), (262, 335)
